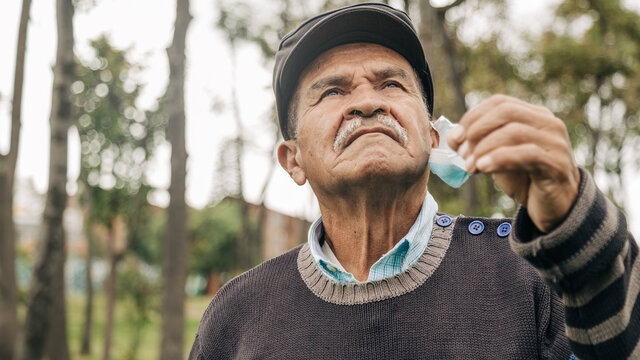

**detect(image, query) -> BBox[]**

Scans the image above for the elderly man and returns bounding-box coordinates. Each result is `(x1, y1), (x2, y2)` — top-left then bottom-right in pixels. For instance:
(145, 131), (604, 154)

(189, 3), (638, 359)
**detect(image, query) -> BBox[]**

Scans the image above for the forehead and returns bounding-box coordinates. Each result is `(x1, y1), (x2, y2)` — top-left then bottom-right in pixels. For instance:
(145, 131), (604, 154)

(298, 43), (415, 89)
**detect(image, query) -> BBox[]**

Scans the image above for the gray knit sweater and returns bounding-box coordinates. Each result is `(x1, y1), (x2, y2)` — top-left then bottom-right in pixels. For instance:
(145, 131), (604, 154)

(189, 170), (638, 359)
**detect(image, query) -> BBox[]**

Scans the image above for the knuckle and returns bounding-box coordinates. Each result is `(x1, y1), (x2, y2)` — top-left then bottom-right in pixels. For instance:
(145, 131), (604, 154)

(549, 116), (566, 131)
(494, 100), (517, 116)
(533, 104), (554, 116)
(489, 94), (510, 104)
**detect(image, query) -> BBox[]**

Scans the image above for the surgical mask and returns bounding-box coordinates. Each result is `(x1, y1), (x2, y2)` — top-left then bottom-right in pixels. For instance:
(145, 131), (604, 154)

(428, 115), (471, 188)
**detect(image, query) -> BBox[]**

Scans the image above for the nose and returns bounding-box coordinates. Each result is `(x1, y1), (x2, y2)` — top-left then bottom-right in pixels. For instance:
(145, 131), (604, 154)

(342, 87), (390, 120)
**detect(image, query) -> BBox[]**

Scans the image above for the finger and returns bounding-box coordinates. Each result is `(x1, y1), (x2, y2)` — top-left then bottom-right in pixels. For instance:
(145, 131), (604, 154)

(469, 122), (569, 163)
(473, 143), (574, 180)
(463, 103), (564, 150)
(446, 126), (465, 151)
(459, 94), (542, 129)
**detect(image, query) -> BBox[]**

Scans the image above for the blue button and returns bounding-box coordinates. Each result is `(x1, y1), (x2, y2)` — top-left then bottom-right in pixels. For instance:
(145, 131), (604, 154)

(436, 215), (452, 227)
(468, 220), (484, 235)
(497, 222), (512, 237)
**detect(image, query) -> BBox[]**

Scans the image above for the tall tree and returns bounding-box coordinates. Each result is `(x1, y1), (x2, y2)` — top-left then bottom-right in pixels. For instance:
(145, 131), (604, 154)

(71, 36), (162, 359)
(20, 0), (74, 358)
(0, 0), (32, 359)
(160, 0), (191, 358)
(214, 0), (304, 265)
(216, 6), (253, 268)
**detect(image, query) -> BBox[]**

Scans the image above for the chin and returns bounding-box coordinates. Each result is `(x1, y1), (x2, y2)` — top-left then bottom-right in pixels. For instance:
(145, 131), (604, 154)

(344, 158), (422, 187)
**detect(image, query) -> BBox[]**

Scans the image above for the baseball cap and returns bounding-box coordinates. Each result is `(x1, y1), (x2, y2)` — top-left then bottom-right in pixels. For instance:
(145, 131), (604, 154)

(273, 2), (434, 140)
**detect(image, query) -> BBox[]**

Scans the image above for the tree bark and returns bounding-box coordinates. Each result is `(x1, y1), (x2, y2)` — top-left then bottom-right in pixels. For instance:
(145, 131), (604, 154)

(102, 252), (120, 360)
(160, 0), (191, 359)
(80, 221), (93, 355)
(102, 215), (126, 360)
(20, 0), (74, 359)
(47, 250), (71, 360)
(229, 42), (251, 268)
(0, 0), (31, 358)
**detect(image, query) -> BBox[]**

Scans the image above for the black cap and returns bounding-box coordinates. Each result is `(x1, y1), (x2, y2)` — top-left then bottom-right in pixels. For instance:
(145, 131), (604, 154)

(273, 2), (434, 140)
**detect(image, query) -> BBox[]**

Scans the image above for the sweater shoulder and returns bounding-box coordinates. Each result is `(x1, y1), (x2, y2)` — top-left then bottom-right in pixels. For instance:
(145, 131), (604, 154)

(210, 244), (302, 307)
(191, 245), (304, 357)
(446, 214), (541, 280)
(452, 215), (515, 247)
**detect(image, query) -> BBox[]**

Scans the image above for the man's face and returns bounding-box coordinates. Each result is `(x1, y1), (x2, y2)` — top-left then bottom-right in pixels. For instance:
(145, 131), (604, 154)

(278, 43), (437, 196)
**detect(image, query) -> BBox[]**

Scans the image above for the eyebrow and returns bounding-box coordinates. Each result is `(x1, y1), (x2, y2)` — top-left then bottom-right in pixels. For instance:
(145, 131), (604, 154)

(309, 67), (411, 93)
(310, 75), (351, 92)
(373, 68), (410, 82)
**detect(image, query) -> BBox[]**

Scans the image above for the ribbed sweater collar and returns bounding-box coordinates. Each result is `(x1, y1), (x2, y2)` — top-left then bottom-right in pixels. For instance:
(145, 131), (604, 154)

(297, 216), (456, 305)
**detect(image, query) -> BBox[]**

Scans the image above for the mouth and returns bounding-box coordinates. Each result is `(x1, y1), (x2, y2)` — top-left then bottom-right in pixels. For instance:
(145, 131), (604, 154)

(343, 126), (400, 148)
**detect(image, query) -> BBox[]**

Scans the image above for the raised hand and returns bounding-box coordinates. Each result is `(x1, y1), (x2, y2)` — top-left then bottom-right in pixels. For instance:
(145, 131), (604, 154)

(446, 95), (581, 233)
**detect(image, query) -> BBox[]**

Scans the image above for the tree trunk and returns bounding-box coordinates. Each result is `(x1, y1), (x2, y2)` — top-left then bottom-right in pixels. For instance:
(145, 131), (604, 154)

(20, 0), (74, 359)
(103, 215), (126, 360)
(229, 42), (251, 268)
(102, 253), (119, 360)
(0, 0), (31, 358)
(47, 253), (71, 360)
(160, 0), (191, 359)
(256, 112), (280, 261)
(80, 224), (93, 355)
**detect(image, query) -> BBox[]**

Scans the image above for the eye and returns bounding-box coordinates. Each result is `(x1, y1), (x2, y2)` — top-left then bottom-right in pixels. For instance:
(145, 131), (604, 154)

(384, 82), (401, 89)
(321, 88), (341, 99)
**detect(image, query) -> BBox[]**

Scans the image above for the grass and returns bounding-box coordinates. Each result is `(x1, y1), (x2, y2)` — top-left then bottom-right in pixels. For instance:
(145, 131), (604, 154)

(21, 292), (212, 360)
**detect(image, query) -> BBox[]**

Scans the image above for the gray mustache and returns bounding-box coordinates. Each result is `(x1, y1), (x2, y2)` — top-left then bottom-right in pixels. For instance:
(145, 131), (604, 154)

(333, 114), (408, 151)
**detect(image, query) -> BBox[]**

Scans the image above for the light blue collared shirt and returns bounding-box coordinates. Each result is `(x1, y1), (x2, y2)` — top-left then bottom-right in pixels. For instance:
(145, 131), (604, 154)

(307, 193), (438, 283)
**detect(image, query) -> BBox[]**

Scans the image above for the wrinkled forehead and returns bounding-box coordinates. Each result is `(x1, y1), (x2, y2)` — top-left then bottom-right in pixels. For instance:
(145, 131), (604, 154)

(298, 43), (413, 85)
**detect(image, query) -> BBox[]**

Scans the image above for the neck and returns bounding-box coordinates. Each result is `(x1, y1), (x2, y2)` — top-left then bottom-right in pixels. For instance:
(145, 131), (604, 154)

(317, 178), (428, 281)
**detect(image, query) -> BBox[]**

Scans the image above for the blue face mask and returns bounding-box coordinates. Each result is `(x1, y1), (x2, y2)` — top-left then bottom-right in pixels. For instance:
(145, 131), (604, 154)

(428, 116), (471, 188)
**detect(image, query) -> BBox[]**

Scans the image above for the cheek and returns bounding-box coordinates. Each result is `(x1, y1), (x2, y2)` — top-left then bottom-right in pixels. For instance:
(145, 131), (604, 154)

(391, 103), (431, 142)
(300, 108), (342, 143)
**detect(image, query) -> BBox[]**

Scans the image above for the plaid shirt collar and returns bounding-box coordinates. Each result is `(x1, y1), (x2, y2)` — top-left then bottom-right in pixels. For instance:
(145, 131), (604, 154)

(307, 193), (438, 283)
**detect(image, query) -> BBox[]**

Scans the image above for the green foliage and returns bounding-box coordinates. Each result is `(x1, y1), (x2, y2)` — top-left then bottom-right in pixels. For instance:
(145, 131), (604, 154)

(57, 293), (208, 359)
(129, 205), (165, 265)
(429, 0), (640, 214)
(73, 36), (164, 195)
(72, 35), (166, 257)
(117, 256), (159, 360)
(521, 0), (640, 208)
(188, 198), (244, 276)
(216, 0), (315, 61)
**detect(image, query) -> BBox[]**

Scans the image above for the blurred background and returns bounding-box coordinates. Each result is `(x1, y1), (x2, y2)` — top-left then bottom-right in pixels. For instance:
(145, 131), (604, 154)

(1, 0), (639, 359)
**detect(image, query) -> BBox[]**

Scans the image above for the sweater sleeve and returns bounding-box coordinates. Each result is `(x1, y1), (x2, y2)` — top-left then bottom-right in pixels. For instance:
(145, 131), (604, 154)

(509, 168), (639, 360)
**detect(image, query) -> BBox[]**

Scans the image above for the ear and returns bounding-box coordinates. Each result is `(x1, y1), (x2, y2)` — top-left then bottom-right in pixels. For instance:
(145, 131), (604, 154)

(429, 121), (439, 149)
(277, 140), (307, 186)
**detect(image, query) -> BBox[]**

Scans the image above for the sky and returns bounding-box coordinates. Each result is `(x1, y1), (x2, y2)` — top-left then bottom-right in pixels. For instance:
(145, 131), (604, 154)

(1, 0), (639, 237)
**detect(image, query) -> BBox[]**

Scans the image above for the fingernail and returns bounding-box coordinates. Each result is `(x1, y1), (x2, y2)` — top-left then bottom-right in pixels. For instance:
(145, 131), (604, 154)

(465, 154), (475, 173)
(458, 141), (469, 157)
(447, 126), (464, 143)
(476, 156), (492, 170)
